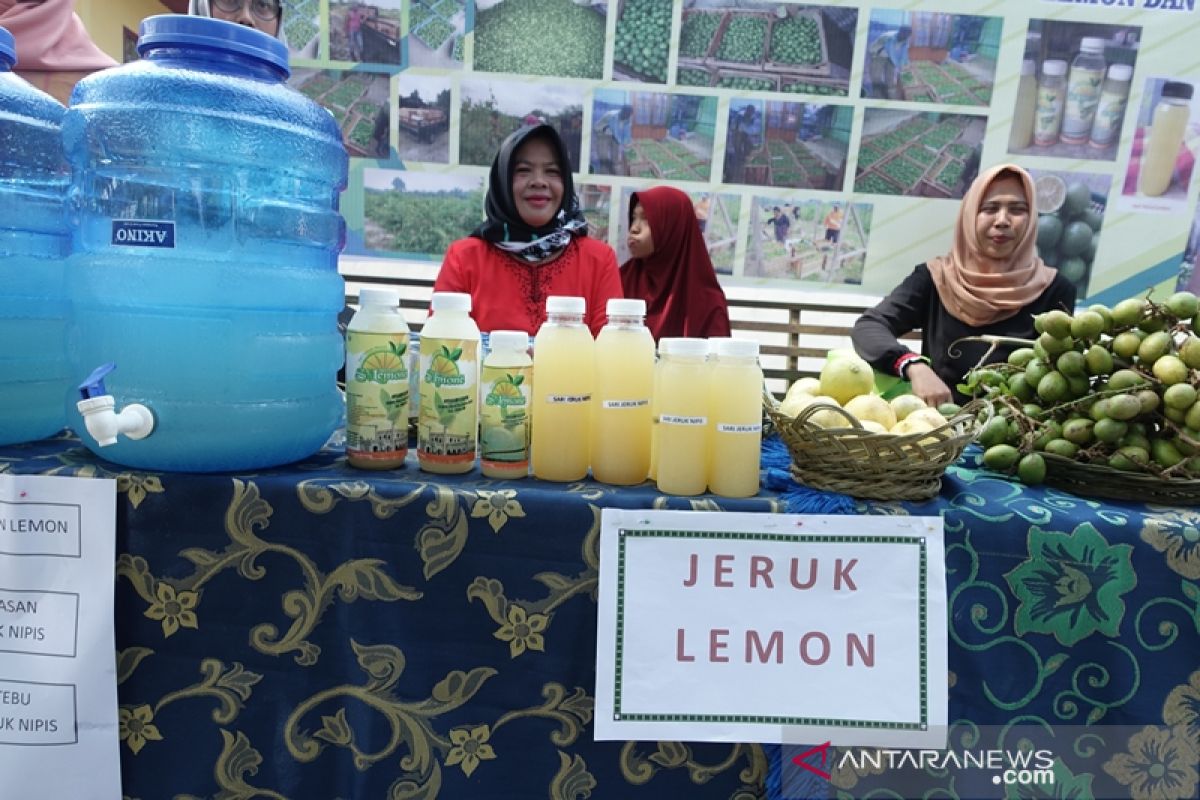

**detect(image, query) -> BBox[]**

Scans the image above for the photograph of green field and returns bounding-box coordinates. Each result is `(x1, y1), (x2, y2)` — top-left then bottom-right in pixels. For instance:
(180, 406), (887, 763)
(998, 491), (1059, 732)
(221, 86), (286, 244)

(459, 79), (584, 170)
(474, 0), (606, 79)
(746, 197), (872, 285)
(290, 68), (392, 158)
(362, 169), (484, 257)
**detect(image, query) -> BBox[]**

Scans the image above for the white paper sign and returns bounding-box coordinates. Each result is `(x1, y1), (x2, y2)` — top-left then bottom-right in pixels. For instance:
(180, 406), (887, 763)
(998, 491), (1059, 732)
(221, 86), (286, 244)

(0, 475), (121, 798)
(595, 510), (947, 749)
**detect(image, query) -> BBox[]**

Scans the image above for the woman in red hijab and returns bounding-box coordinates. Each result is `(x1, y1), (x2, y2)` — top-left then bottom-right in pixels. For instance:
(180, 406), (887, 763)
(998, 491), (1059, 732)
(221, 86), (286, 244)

(620, 187), (732, 341)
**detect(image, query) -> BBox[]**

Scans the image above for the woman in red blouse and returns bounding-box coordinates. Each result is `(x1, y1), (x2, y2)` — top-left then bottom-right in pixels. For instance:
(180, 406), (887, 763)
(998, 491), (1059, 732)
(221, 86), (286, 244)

(435, 124), (622, 335)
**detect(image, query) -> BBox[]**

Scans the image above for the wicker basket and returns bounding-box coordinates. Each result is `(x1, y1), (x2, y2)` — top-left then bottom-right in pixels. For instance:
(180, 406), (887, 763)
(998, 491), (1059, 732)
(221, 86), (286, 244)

(763, 395), (991, 500)
(1041, 452), (1200, 505)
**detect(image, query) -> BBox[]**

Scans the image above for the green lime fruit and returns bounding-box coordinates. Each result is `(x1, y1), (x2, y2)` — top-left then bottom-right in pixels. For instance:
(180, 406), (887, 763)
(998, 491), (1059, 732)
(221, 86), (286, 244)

(1108, 369), (1146, 391)
(1087, 304), (1113, 332)
(979, 416), (1011, 448)
(982, 444), (1020, 471)
(1110, 446), (1149, 471)
(1070, 311), (1105, 340)
(1038, 332), (1074, 357)
(1185, 400), (1200, 430)
(1121, 432), (1152, 452)
(1136, 389), (1160, 415)
(1017, 453), (1047, 485)
(1063, 181), (1092, 217)
(1037, 371), (1069, 403)
(1166, 291), (1200, 319)
(1043, 438), (1079, 458)
(1007, 347), (1037, 367)
(1058, 257), (1088, 284)
(1022, 403), (1044, 418)
(1153, 354), (1189, 385)
(1084, 344), (1114, 375)
(938, 402), (962, 417)
(1111, 297), (1147, 327)
(1058, 221), (1094, 258)
(1179, 335), (1200, 369)
(1090, 398), (1111, 421)
(1033, 420), (1063, 450)
(1068, 375), (1091, 397)
(1025, 360), (1052, 387)
(1082, 207), (1104, 232)
(1037, 215), (1063, 250)
(1166, 383), (1199, 410)
(1106, 393), (1143, 421)
(1137, 331), (1173, 365)
(1062, 417), (1095, 445)
(1056, 350), (1087, 377)
(1038, 309), (1074, 339)
(1152, 438), (1186, 468)
(1112, 332), (1143, 359)
(1008, 373), (1035, 401)
(1094, 417), (1128, 443)
(1166, 406), (1188, 424)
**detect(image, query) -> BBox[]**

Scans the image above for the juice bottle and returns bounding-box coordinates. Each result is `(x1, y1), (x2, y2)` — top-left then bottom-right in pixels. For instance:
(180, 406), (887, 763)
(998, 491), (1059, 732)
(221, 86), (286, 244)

(531, 296), (594, 481)
(1009, 59), (1038, 151)
(346, 288), (410, 469)
(592, 298), (654, 485)
(480, 330), (532, 480)
(1089, 63), (1133, 149)
(417, 291), (481, 474)
(1139, 81), (1193, 197)
(648, 340), (664, 482)
(1034, 60), (1067, 147)
(707, 339), (763, 498)
(655, 338), (710, 496)
(1060, 37), (1107, 145)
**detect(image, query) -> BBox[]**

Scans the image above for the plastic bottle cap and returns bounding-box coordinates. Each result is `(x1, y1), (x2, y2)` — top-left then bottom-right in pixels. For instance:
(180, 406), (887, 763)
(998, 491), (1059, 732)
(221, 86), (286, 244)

(606, 298), (646, 317)
(1107, 64), (1133, 82)
(488, 330), (529, 352)
(1079, 37), (1107, 54)
(714, 338), (760, 358)
(707, 337), (732, 354)
(0, 27), (16, 68)
(546, 296), (585, 314)
(1021, 59), (1036, 77)
(430, 291), (472, 312)
(137, 15), (289, 78)
(1162, 81), (1194, 101)
(358, 288), (401, 308)
(1042, 60), (1067, 77)
(659, 337), (709, 357)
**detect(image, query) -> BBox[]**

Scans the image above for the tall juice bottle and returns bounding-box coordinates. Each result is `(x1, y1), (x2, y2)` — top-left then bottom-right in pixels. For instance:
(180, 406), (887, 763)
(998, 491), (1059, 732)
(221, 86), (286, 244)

(1060, 37), (1107, 145)
(648, 340), (664, 482)
(531, 296), (593, 481)
(655, 338), (710, 496)
(592, 299), (654, 485)
(418, 292), (481, 474)
(1034, 60), (1067, 147)
(346, 288), (410, 469)
(707, 339), (763, 498)
(1139, 81), (1193, 197)
(1089, 63), (1133, 149)
(1009, 60), (1038, 151)
(480, 330), (532, 479)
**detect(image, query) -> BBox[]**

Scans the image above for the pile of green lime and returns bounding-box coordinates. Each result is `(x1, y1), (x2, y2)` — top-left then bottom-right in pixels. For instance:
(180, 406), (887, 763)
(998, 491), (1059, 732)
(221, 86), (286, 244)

(1034, 175), (1103, 287)
(965, 291), (1200, 485)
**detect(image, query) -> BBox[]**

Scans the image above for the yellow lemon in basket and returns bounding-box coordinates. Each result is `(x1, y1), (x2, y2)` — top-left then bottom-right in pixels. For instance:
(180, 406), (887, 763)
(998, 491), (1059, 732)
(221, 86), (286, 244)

(889, 394), (928, 422)
(907, 407), (949, 430)
(819, 354), (875, 405)
(785, 377), (821, 401)
(806, 397), (848, 430)
(843, 394), (897, 431)
(890, 417), (933, 435)
(779, 394), (812, 418)
(859, 420), (889, 434)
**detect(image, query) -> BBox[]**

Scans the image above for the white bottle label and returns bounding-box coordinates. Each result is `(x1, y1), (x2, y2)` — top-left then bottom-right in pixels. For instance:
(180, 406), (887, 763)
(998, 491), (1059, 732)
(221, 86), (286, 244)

(661, 415), (708, 426)
(548, 394), (592, 404)
(716, 423), (763, 433)
(602, 399), (650, 409)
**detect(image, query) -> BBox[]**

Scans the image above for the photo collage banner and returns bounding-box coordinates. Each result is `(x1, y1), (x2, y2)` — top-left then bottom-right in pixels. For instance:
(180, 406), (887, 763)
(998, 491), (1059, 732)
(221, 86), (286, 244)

(283, 0), (1200, 303)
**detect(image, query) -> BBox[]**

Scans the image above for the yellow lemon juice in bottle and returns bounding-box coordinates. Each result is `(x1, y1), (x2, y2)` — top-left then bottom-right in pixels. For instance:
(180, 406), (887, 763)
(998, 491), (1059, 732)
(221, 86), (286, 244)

(531, 296), (594, 481)
(707, 339), (763, 498)
(592, 298), (654, 485)
(346, 288), (411, 469)
(1140, 81), (1193, 197)
(655, 338), (710, 496)
(418, 292), (481, 474)
(480, 330), (532, 479)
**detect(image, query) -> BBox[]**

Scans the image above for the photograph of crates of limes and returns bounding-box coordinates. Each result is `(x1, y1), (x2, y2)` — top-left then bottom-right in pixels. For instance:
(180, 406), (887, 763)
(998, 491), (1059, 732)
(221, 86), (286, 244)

(329, 1), (403, 66)
(578, 184), (612, 241)
(1008, 19), (1140, 163)
(408, 0), (468, 68)
(361, 169), (484, 256)
(1030, 170), (1108, 299)
(853, 108), (984, 199)
(397, 75), (451, 164)
(725, 99), (850, 190)
(590, 89), (717, 181)
(291, 68), (391, 158)
(282, 0), (320, 57)
(861, 10), (1000, 107)
(745, 198), (871, 285)
(459, 79), (584, 170)
(473, 0), (606, 80)
(615, 188), (739, 273)
(1122, 76), (1200, 206)
(675, 3), (856, 98)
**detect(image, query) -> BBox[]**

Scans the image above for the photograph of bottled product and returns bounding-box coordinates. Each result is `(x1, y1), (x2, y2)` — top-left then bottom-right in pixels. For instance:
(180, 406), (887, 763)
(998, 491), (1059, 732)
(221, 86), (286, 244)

(1009, 20), (1141, 162)
(1121, 77), (1198, 210)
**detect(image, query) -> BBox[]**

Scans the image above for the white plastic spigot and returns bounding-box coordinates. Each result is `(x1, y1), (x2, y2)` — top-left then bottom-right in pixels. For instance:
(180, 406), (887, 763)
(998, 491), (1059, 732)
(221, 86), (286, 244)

(76, 395), (155, 447)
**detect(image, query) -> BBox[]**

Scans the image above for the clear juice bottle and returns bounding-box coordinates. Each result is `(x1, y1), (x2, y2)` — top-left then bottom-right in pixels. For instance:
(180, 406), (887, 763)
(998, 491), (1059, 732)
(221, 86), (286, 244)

(1060, 37), (1107, 145)
(1009, 59), (1038, 151)
(346, 288), (410, 469)
(592, 298), (654, 485)
(531, 296), (594, 481)
(1139, 81), (1193, 197)
(480, 330), (532, 480)
(1034, 60), (1067, 147)
(655, 338), (710, 496)
(707, 339), (763, 498)
(417, 291), (481, 474)
(1089, 63), (1132, 149)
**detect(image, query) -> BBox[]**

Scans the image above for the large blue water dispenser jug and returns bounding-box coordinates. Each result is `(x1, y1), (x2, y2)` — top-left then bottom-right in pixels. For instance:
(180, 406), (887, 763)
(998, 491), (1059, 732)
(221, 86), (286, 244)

(0, 26), (69, 445)
(63, 16), (348, 471)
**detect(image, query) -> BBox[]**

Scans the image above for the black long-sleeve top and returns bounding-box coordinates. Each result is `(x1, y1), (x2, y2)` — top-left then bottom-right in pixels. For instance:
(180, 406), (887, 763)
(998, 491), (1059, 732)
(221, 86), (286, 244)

(852, 264), (1078, 401)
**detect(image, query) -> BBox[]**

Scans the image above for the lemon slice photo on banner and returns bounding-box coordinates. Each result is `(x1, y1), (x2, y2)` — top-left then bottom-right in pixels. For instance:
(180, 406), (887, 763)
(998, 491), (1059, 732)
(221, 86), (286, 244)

(1034, 174), (1066, 214)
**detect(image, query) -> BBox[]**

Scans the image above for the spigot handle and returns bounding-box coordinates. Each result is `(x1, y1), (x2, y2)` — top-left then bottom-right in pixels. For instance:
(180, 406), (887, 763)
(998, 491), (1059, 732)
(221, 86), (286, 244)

(78, 362), (117, 400)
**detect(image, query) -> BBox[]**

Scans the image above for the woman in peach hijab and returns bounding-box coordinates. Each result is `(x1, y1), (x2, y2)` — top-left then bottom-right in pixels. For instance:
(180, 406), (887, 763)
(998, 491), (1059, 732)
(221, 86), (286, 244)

(852, 164), (1077, 406)
(0, 0), (115, 104)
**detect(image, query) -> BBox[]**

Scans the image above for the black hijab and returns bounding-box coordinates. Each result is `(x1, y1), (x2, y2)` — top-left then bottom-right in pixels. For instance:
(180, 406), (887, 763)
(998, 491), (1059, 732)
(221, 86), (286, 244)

(471, 124), (588, 263)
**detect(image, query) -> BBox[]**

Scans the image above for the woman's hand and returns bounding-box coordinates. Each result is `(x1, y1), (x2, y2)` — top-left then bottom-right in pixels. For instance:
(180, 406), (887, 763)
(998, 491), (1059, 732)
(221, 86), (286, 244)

(906, 363), (952, 408)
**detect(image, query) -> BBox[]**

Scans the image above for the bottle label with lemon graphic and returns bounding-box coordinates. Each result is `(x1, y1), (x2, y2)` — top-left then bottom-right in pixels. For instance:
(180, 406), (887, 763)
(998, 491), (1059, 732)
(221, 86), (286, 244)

(480, 363), (531, 469)
(346, 332), (410, 463)
(418, 338), (479, 466)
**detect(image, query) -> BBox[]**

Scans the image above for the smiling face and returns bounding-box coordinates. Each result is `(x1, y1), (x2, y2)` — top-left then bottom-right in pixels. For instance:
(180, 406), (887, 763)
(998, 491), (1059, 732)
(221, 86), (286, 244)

(627, 201), (655, 259)
(511, 136), (565, 229)
(975, 174), (1030, 260)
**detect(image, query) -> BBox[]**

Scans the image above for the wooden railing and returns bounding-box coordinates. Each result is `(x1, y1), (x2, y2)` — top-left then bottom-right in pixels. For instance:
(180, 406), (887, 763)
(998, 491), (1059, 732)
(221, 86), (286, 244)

(338, 262), (920, 391)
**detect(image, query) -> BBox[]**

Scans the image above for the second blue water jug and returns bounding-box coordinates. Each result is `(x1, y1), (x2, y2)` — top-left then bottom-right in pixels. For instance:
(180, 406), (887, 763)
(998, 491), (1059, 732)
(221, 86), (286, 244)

(63, 16), (348, 472)
(0, 26), (69, 446)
